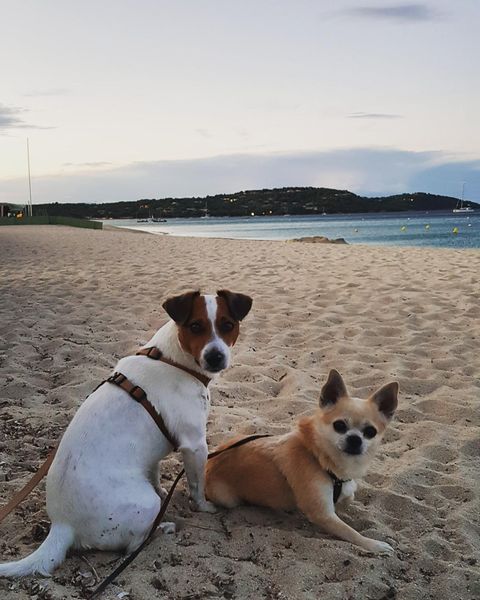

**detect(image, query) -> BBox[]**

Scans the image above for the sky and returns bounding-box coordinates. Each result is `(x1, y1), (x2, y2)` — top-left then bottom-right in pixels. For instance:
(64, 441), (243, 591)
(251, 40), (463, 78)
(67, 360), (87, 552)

(1, 0), (479, 204)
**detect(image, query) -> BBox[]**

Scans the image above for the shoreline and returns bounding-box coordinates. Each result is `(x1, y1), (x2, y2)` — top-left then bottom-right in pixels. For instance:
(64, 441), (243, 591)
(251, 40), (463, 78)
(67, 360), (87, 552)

(101, 210), (480, 250)
(105, 222), (480, 251)
(97, 207), (477, 219)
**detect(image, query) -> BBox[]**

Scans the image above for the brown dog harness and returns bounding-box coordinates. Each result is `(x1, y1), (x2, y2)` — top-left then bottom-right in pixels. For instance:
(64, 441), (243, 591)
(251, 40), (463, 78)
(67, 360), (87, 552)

(0, 347), (207, 525)
(105, 346), (212, 451)
(101, 346), (212, 450)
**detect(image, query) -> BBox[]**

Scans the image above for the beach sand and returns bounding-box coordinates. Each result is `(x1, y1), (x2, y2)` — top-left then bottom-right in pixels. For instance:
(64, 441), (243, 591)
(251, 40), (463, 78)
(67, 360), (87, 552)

(0, 225), (479, 600)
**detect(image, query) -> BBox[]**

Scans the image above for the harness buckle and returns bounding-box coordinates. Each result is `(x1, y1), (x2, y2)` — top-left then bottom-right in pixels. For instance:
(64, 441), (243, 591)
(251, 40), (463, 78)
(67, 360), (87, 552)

(130, 385), (147, 403)
(109, 372), (126, 385)
(147, 347), (161, 359)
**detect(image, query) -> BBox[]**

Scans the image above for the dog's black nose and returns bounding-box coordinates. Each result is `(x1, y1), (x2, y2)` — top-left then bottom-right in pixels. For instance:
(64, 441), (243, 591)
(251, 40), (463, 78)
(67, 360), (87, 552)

(345, 434), (363, 455)
(204, 350), (225, 371)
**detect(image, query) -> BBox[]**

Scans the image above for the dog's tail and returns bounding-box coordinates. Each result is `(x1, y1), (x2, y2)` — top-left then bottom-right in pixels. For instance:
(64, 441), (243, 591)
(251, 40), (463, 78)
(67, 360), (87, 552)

(0, 522), (74, 578)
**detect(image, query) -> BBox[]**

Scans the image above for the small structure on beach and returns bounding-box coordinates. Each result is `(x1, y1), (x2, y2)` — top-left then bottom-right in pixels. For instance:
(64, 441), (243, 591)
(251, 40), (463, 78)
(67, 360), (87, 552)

(0, 203), (25, 218)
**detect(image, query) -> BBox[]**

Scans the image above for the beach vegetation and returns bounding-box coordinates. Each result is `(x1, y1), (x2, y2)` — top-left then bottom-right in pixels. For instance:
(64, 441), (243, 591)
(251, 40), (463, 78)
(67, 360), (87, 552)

(31, 187), (478, 220)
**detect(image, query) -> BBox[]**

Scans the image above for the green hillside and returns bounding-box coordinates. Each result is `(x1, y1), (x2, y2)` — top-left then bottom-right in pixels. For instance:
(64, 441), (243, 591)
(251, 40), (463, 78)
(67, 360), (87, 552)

(33, 187), (479, 219)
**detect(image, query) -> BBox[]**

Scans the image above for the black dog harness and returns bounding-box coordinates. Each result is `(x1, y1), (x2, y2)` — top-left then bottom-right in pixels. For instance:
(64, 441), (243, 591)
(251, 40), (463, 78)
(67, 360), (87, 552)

(327, 470), (351, 503)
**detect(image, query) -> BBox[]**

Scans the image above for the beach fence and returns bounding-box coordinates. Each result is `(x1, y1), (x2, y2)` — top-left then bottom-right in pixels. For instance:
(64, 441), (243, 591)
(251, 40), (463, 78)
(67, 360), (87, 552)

(0, 216), (103, 229)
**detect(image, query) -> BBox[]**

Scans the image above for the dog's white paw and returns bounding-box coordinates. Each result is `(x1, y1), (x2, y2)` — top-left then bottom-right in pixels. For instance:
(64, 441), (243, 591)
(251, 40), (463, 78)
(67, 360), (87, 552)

(159, 521), (176, 534)
(189, 498), (218, 513)
(338, 493), (354, 506)
(367, 539), (394, 555)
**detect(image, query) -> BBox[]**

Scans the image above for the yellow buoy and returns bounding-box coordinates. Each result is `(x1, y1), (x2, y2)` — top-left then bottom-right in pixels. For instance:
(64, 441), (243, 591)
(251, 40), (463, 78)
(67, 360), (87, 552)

(453, 227), (459, 234)
(425, 224), (430, 230)
(401, 226), (406, 232)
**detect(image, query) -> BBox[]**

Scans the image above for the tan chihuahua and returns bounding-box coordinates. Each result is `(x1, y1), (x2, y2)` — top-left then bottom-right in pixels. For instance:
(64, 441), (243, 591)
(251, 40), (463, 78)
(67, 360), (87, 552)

(206, 370), (398, 554)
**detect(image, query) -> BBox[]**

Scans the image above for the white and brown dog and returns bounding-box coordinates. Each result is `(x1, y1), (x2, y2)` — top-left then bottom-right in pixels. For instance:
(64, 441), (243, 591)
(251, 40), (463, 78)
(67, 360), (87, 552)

(0, 289), (252, 577)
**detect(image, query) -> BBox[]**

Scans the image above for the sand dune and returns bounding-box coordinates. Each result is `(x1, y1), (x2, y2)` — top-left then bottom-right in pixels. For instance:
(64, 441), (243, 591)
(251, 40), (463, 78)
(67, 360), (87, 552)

(0, 225), (479, 599)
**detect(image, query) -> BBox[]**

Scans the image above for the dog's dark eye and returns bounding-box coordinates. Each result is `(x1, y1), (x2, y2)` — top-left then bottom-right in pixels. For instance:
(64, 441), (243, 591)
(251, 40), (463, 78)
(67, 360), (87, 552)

(363, 425), (377, 439)
(333, 420), (348, 434)
(189, 322), (203, 334)
(220, 321), (234, 333)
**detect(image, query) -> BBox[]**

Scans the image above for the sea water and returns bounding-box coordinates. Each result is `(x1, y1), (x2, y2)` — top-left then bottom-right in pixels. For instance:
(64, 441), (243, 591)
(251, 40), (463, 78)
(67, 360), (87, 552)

(107, 211), (480, 249)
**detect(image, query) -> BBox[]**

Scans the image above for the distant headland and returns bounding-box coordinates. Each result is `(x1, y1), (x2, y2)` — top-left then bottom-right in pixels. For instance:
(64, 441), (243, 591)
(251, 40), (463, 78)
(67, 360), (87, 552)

(34, 187), (479, 220)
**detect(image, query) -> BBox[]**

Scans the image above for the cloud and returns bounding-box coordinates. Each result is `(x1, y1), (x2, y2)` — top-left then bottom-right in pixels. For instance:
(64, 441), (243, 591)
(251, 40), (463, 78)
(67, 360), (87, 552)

(24, 88), (70, 97)
(409, 160), (480, 199)
(342, 3), (439, 22)
(195, 128), (212, 139)
(1, 147), (479, 205)
(0, 103), (28, 130)
(62, 161), (112, 168)
(247, 100), (301, 111)
(348, 112), (403, 119)
(0, 102), (53, 133)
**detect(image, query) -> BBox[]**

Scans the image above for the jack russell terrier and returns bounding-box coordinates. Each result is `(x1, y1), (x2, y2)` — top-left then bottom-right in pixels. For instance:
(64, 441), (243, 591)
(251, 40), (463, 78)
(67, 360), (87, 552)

(0, 289), (252, 577)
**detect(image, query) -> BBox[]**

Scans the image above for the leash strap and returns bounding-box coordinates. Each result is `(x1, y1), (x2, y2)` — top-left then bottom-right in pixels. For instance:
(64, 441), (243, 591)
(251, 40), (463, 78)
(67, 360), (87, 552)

(89, 433), (271, 599)
(89, 466), (186, 600)
(0, 447), (57, 525)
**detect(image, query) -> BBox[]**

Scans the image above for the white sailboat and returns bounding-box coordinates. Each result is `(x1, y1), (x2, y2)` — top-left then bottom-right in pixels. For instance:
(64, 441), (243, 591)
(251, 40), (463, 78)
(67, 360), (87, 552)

(200, 198), (210, 218)
(453, 183), (475, 213)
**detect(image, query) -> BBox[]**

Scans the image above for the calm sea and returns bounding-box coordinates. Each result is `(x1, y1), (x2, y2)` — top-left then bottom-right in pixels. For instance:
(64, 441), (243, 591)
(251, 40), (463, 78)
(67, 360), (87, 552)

(107, 211), (480, 249)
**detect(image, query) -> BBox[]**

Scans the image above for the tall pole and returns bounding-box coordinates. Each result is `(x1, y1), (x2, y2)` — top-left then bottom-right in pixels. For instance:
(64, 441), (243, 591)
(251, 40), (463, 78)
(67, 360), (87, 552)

(27, 138), (33, 216)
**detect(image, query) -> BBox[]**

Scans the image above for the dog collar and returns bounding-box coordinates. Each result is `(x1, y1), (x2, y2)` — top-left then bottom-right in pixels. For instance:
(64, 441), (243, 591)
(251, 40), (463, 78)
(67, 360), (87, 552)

(136, 346), (211, 388)
(327, 470), (351, 504)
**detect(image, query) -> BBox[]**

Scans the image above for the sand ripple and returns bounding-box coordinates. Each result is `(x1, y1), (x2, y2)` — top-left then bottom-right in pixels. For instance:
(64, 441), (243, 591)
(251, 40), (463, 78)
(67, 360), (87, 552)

(0, 226), (478, 599)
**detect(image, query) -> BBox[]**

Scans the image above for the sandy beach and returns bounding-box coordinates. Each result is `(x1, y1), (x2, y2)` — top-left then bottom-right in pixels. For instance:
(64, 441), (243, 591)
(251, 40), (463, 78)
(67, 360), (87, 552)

(0, 225), (479, 600)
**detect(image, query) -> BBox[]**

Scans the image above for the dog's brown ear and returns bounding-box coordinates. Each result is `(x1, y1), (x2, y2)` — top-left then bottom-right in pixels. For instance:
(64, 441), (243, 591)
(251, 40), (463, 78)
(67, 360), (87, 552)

(162, 290), (200, 324)
(320, 369), (348, 407)
(217, 290), (253, 321)
(370, 382), (399, 420)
